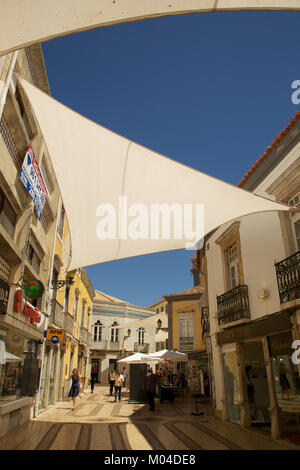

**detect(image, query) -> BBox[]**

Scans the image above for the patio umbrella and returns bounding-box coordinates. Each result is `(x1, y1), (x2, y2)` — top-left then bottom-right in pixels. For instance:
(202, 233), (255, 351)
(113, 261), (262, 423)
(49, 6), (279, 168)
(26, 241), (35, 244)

(4, 352), (23, 363)
(147, 349), (188, 362)
(117, 352), (154, 363)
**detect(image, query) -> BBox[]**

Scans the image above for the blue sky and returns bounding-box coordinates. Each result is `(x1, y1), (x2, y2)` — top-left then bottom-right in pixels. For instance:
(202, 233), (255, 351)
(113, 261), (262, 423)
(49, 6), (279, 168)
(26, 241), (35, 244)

(42, 11), (300, 307)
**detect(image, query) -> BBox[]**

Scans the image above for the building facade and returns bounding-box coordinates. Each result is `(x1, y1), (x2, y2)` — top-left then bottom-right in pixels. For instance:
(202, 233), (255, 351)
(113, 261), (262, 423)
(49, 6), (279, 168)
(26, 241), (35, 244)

(39, 213), (94, 410)
(0, 45), (61, 436)
(203, 112), (300, 441)
(90, 290), (155, 384)
(148, 298), (168, 351)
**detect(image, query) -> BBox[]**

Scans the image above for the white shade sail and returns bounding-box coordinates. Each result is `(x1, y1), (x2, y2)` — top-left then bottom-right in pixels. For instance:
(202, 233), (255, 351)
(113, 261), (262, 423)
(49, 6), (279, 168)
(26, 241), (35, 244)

(19, 78), (290, 270)
(1, 1), (300, 57)
(122, 312), (168, 330)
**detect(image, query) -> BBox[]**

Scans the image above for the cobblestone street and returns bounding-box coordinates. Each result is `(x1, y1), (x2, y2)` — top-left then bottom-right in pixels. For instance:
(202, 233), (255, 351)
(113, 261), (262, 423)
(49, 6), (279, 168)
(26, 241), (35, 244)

(0, 385), (298, 451)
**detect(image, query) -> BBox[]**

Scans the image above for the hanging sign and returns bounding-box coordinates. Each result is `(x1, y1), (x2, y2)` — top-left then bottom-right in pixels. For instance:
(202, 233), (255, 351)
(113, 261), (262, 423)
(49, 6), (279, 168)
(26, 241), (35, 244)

(24, 279), (44, 299)
(19, 144), (48, 220)
(46, 328), (65, 344)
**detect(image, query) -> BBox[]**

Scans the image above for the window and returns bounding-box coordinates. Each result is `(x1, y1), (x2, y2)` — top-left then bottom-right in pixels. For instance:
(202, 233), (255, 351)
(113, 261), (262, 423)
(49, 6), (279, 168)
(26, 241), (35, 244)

(80, 300), (86, 327)
(111, 322), (119, 342)
(73, 295), (79, 323)
(40, 157), (52, 196)
(15, 87), (33, 140)
(289, 193), (300, 251)
(161, 307), (164, 312)
(138, 328), (145, 346)
(227, 244), (240, 290)
(64, 285), (70, 312)
(0, 191), (17, 238)
(58, 205), (65, 237)
(27, 244), (41, 274)
(93, 320), (102, 342)
(179, 318), (194, 350)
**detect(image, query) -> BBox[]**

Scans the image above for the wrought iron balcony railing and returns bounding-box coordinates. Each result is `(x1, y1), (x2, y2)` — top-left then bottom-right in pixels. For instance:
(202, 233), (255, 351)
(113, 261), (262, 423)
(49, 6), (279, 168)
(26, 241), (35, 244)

(179, 337), (195, 351)
(217, 285), (250, 327)
(275, 250), (300, 304)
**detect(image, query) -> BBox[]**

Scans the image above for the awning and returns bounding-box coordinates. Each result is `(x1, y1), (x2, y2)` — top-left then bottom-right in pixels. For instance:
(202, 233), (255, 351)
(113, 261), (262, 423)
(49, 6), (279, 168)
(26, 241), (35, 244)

(1, 1), (299, 57)
(19, 78), (290, 270)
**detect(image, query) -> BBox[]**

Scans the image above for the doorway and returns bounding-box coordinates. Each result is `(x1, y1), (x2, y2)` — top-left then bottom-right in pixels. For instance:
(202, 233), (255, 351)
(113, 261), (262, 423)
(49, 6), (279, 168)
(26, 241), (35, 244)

(243, 341), (270, 426)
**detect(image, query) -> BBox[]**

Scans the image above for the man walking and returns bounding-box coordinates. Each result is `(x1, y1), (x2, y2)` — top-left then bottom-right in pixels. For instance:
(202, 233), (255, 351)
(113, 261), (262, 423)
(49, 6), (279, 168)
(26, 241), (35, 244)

(114, 370), (124, 402)
(144, 368), (158, 411)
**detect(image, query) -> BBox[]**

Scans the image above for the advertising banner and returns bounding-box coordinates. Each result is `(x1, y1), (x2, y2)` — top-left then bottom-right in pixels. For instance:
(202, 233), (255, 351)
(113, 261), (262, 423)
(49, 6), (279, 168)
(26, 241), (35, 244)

(19, 144), (48, 220)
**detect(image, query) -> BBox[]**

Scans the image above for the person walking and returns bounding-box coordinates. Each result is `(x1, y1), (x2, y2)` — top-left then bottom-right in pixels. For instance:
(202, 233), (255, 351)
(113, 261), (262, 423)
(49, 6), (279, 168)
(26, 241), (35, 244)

(122, 367), (127, 387)
(68, 368), (81, 410)
(89, 370), (97, 393)
(144, 368), (158, 411)
(114, 370), (124, 402)
(109, 369), (116, 396)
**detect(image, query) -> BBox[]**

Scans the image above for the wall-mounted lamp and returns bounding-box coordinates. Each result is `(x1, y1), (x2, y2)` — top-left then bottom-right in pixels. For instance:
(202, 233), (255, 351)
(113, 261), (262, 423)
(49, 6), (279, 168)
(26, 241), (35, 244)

(157, 319), (162, 329)
(257, 289), (270, 300)
(125, 328), (131, 338)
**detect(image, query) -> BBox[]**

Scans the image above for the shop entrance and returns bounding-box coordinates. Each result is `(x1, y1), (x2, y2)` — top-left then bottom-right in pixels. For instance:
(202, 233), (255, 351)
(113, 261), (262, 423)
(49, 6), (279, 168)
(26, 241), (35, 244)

(243, 341), (270, 426)
(91, 359), (101, 383)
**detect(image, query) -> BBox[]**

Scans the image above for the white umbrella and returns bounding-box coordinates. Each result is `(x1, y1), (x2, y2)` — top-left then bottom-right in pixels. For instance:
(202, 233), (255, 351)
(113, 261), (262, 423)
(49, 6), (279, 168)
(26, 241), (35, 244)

(147, 349), (188, 362)
(117, 352), (153, 363)
(4, 352), (22, 363)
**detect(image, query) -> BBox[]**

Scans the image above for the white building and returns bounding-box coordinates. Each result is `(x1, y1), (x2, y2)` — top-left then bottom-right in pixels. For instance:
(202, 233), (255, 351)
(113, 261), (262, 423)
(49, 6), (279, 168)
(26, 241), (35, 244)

(202, 111), (300, 442)
(90, 290), (156, 384)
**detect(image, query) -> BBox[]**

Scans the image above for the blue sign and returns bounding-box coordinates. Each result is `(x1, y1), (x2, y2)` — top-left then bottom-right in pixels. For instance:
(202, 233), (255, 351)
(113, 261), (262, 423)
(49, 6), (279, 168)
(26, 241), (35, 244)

(50, 335), (59, 345)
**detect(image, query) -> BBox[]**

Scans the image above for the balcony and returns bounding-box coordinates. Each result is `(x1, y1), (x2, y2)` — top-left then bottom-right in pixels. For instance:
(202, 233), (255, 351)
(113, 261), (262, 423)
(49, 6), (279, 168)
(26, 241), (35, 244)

(49, 299), (63, 328)
(79, 327), (89, 346)
(64, 312), (74, 336)
(201, 307), (210, 338)
(275, 250), (300, 304)
(134, 342), (149, 353)
(217, 285), (250, 327)
(109, 341), (120, 351)
(179, 337), (195, 351)
(90, 339), (108, 350)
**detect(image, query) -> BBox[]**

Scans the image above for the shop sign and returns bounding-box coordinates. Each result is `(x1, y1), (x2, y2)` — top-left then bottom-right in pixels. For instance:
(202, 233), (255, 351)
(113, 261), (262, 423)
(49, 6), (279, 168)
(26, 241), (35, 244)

(14, 289), (41, 325)
(0, 277), (10, 314)
(24, 279), (44, 299)
(46, 328), (65, 344)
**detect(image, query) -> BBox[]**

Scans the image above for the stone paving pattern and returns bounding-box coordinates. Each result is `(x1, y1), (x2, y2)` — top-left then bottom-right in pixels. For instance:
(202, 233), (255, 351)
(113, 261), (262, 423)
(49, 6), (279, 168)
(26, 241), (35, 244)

(0, 385), (299, 450)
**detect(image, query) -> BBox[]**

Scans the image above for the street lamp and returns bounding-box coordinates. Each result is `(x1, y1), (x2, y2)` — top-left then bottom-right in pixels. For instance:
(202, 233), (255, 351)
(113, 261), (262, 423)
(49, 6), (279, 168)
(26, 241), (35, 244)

(126, 328), (131, 337)
(157, 319), (162, 329)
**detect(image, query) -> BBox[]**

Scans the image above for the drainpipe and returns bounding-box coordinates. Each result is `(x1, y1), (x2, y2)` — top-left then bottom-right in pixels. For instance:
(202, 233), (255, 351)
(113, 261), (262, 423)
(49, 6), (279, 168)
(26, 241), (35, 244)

(0, 50), (18, 119)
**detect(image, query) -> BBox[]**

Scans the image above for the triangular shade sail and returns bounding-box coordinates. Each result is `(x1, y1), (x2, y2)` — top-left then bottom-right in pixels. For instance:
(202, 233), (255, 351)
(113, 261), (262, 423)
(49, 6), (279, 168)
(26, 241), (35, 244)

(20, 78), (289, 271)
(117, 353), (152, 363)
(1, 1), (300, 57)
(122, 312), (168, 330)
(147, 349), (188, 362)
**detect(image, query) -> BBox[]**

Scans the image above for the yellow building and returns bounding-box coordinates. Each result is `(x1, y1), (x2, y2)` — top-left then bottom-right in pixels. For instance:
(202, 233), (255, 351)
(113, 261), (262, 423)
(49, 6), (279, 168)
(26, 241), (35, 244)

(40, 207), (94, 409)
(163, 284), (207, 382)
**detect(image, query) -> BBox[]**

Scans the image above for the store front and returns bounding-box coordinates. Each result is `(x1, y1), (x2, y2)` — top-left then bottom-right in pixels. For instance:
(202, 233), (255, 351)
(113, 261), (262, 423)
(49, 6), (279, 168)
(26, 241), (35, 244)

(0, 286), (46, 437)
(217, 310), (300, 440)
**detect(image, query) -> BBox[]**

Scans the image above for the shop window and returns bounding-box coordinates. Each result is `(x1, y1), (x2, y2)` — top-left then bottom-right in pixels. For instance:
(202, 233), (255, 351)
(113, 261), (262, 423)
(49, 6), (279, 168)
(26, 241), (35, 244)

(223, 350), (241, 424)
(268, 332), (300, 443)
(0, 331), (39, 404)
